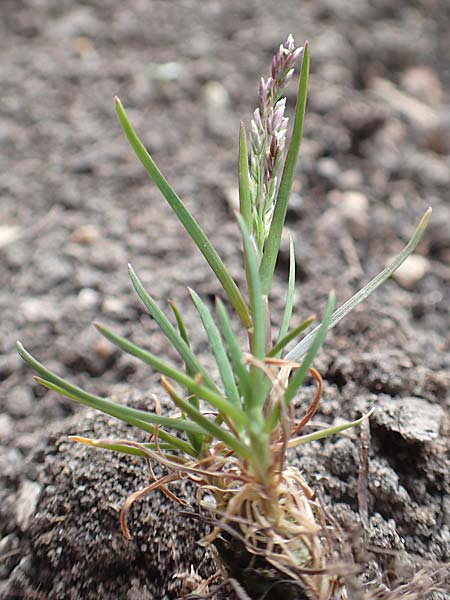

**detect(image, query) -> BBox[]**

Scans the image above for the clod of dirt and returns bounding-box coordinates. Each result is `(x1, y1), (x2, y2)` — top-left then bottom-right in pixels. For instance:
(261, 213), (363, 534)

(373, 396), (446, 443)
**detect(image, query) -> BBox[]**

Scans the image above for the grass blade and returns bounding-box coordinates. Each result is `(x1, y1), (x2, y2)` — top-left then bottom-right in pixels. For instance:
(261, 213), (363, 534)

(189, 289), (241, 409)
(259, 42), (310, 296)
(215, 298), (251, 405)
(285, 208), (432, 362)
(287, 409), (374, 448)
(168, 299), (191, 347)
(277, 237), (296, 346)
(69, 436), (187, 458)
(161, 378), (251, 460)
(284, 291), (335, 405)
(239, 121), (252, 233)
(267, 315), (315, 358)
(94, 323), (249, 430)
(115, 97), (251, 329)
(17, 342), (207, 442)
(167, 298), (203, 451)
(236, 213), (267, 417)
(128, 264), (218, 393)
(33, 375), (202, 456)
(236, 214), (265, 361)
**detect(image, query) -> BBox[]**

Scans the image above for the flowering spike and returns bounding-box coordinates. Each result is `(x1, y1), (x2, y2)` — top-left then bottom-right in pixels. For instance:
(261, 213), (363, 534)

(248, 35), (303, 254)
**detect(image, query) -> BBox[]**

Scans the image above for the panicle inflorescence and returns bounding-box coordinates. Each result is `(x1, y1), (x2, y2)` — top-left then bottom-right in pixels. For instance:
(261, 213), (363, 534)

(250, 35), (303, 254)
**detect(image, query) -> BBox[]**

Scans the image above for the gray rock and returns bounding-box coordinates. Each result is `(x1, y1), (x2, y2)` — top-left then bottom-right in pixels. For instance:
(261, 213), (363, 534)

(374, 397), (446, 443)
(15, 480), (42, 532)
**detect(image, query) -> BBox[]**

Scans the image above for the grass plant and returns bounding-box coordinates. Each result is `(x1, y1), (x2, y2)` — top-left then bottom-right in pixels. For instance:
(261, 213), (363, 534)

(18, 35), (431, 599)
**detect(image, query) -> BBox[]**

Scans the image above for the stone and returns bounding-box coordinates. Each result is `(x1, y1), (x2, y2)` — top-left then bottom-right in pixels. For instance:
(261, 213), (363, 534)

(392, 254), (429, 289)
(15, 480), (42, 532)
(373, 397), (446, 443)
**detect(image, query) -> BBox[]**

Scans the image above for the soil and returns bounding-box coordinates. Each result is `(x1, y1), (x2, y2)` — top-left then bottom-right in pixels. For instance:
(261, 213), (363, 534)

(0, 0), (449, 599)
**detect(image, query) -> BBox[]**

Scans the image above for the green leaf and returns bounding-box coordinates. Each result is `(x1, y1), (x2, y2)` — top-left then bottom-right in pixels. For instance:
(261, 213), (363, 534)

(287, 409), (374, 448)
(128, 264), (217, 393)
(215, 298), (251, 405)
(238, 121), (252, 233)
(17, 342), (205, 442)
(69, 436), (186, 458)
(94, 323), (249, 430)
(161, 378), (252, 460)
(33, 375), (199, 456)
(277, 237), (296, 347)
(285, 208), (432, 362)
(167, 298), (203, 452)
(115, 98), (251, 329)
(167, 299), (191, 347)
(189, 289), (241, 410)
(259, 43), (310, 296)
(267, 315), (315, 358)
(236, 213), (267, 417)
(236, 214), (265, 361)
(284, 290), (335, 405)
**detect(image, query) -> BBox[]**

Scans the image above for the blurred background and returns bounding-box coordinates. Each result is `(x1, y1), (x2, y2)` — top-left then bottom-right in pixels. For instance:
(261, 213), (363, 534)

(0, 0), (449, 596)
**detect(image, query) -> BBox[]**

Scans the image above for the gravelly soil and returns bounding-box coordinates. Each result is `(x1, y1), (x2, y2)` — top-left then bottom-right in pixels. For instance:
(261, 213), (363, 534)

(0, 1), (449, 599)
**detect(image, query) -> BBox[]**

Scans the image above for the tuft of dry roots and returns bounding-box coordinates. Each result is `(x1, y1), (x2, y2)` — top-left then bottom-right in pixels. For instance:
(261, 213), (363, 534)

(193, 466), (349, 600)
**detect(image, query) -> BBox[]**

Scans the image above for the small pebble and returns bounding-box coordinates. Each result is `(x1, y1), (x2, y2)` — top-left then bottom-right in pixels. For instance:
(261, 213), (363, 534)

(400, 66), (443, 106)
(4, 386), (34, 417)
(77, 287), (100, 310)
(203, 80), (229, 109)
(316, 157), (340, 180)
(0, 414), (14, 440)
(15, 480), (42, 532)
(21, 297), (62, 323)
(328, 189), (369, 238)
(70, 224), (100, 244)
(392, 254), (429, 288)
(102, 297), (129, 318)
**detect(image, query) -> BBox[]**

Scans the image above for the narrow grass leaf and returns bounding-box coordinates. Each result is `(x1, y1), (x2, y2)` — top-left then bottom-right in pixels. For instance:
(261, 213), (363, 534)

(285, 208), (432, 362)
(69, 436), (188, 458)
(236, 213), (267, 416)
(161, 378), (252, 460)
(277, 237), (296, 347)
(128, 264), (217, 393)
(94, 323), (249, 430)
(287, 409), (374, 448)
(239, 121), (252, 232)
(16, 343), (207, 446)
(115, 98), (251, 329)
(215, 298), (251, 404)
(260, 43), (310, 296)
(33, 375), (201, 457)
(189, 289), (241, 409)
(284, 290), (335, 405)
(168, 299), (191, 347)
(236, 214), (265, 361)
(267, 315), (315, 358)
(167, 298), (203, 452)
